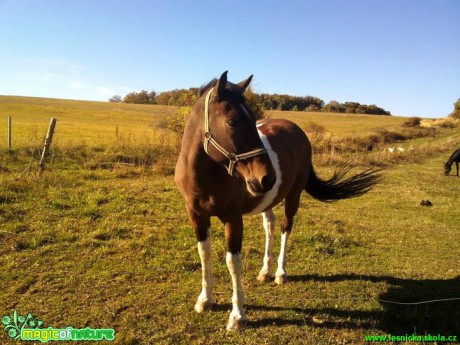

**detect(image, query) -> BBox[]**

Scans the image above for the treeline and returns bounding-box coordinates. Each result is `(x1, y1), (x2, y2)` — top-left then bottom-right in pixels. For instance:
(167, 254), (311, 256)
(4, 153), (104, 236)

(109, 88), (391, 115)
(109, 88), (199, 106)
(321, 101), (390, 115)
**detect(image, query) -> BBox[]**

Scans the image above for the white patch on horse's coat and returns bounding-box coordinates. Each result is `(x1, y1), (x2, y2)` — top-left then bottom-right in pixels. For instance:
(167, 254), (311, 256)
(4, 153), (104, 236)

(246, 128), (282, 215)
(195, 228), (213, 313)
(258, 210), (275, 279)
(226, 252), (247, 329)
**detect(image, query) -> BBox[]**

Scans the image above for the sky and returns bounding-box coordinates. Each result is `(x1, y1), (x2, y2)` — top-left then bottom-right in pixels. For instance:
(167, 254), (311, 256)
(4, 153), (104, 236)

(0, 0), (459, 118)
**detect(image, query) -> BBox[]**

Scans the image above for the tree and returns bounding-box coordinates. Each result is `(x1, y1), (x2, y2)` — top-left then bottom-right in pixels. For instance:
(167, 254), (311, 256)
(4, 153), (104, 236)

(449, 98), (460, 119)
(305, 104), (320, 112)
(119, 85), (392, 116)
(109, 95), (122, 103)
(244, 86), (265, 120)
(323, 100), (341, 113)
(155, 91), (173, 105)
(155, 88), (200, 106)
(148, 91), (157, 104)
(322, 100), (390, 115)
(123, 90), (156, 104)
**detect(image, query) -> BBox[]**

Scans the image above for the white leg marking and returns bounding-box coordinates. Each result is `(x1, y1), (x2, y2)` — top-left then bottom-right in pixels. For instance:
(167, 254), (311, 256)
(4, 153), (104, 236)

(275, 231), (289, 284)
(257, 209), (275, 282)
(195, 228), (213, 313)
(226, 252), (248, 330)
(246, 128), (282, 215)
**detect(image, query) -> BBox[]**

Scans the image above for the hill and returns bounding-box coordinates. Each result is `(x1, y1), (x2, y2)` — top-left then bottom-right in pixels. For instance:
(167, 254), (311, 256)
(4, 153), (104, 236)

(0, 95), (402, 148)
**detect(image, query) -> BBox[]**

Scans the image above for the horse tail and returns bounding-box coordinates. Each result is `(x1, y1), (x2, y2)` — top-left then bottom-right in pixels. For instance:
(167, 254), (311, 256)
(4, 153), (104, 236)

(305, 163), (382, 202)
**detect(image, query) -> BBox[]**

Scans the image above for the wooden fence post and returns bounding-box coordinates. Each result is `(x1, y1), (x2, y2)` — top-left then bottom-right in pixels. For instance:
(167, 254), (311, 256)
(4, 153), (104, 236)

(38, 118), (57, 174)
(8, 116), (12, 149)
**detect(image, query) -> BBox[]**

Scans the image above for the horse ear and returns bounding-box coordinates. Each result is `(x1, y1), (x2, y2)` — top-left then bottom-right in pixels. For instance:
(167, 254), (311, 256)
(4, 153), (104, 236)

(215, 71), (228, 100)
(237, 75), (253, 93)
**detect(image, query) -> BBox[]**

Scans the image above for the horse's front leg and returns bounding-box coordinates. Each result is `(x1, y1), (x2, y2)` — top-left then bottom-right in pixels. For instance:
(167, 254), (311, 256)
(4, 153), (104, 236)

(258, 209), (275, 282)
(187, 207), (214, 313)
(222, 213), (248, 331)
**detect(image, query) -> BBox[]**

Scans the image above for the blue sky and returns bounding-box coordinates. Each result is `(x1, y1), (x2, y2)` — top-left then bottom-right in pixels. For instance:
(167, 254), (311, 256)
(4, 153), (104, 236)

(0, 0), (458, 117)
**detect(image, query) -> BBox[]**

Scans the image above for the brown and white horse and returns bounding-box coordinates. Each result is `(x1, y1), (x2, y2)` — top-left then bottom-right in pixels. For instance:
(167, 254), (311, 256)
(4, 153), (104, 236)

(175, 71), (381, 330)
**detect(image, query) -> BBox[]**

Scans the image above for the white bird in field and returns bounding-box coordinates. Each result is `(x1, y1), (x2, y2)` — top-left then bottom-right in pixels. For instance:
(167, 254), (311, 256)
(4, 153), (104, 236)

(387, 147), (395, 153)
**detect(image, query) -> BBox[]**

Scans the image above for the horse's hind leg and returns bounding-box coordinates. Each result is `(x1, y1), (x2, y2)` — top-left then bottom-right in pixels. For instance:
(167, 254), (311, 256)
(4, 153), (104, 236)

(187, 207), (214, 313)
(257, 209), (275, 282)
(275, 189), (302, 285)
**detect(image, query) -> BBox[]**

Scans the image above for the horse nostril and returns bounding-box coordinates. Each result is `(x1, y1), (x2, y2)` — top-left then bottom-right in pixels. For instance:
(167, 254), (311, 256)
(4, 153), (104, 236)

(260, 174), (275, 191)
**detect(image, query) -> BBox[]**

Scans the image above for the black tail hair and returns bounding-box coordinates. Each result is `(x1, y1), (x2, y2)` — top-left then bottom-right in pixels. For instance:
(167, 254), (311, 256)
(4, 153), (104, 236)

(305, 163), (382, 202)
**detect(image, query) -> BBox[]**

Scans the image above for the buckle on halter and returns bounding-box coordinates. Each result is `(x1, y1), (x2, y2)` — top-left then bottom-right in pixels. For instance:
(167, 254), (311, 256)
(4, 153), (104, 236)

(228, 152), (237, 161)
(204, 132), (212, 139)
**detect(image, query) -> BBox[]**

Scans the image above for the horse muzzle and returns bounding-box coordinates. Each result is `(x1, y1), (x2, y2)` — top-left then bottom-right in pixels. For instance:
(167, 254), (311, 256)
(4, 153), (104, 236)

(246, 173), (276, 195)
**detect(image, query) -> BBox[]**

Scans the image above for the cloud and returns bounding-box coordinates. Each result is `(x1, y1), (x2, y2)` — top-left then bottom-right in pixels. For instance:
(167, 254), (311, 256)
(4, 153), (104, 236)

(95, 86), (114, 98)
(9, 57), (122, 101)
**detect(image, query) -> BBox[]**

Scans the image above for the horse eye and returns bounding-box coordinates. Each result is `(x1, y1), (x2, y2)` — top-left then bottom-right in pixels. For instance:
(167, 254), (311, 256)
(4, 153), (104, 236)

(226, 118), (237, 127)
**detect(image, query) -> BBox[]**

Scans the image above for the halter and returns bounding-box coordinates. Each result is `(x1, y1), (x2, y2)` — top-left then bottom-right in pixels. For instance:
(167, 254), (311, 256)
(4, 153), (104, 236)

(203, 88), (268, 176)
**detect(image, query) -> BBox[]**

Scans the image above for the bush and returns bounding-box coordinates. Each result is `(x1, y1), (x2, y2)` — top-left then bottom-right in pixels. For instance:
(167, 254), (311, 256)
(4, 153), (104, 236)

(165, 106), (191, 135)
(449, 98), (460, 119)
(402, 117), (422, 128)
(375, 129), (408, 143)
(438, 119), (458, 128)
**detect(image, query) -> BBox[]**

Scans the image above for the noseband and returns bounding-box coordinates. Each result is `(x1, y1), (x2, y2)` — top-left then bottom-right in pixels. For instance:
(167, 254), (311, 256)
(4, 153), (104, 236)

(203, 88), (268, 176)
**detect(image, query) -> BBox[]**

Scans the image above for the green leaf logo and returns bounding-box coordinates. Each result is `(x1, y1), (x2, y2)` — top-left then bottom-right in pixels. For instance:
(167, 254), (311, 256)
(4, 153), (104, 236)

(2, 310), (43, 340)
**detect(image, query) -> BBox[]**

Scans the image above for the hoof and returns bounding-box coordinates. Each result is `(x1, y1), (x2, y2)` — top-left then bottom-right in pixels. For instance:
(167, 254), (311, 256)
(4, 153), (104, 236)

(226, 318), (248, 331)
(275, 274), (288, 285)
(194, 300), (213, 313)
(257, 272), (274, 283)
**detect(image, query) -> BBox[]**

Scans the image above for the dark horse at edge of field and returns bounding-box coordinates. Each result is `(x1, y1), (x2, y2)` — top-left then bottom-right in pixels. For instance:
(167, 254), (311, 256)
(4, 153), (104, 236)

(444, 148), (460, 176)
(174, 71), (381, 331)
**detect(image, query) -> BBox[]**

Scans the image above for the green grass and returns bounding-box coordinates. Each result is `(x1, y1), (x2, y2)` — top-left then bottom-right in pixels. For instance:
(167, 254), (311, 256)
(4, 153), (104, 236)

(0, 96), (459, 344)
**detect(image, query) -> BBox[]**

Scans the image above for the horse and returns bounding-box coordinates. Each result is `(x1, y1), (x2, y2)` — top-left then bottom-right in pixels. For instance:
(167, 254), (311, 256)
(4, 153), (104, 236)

(174, 71), (381, 330)
(444, 148), (460, 176)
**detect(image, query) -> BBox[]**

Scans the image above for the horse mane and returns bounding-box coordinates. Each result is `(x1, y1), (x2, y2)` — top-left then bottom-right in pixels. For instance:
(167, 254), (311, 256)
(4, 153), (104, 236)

(200, 79), (218, 96)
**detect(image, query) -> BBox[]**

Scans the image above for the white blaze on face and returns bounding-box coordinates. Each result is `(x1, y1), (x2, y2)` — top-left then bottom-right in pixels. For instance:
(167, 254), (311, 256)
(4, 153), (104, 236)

(246, 124), (282, 215)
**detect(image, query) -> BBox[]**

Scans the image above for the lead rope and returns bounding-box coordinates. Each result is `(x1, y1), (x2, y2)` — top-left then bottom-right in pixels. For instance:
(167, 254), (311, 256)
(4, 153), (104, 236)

(203, 88), (267, 175)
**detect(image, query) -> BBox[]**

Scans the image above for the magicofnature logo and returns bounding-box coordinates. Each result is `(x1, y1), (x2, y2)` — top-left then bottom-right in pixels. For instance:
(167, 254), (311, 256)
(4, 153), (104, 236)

(2, 310), (115, 342)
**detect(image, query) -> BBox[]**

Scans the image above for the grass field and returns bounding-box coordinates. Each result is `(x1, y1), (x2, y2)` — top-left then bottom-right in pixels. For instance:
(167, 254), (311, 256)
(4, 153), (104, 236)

(0, 96), (459, 344)
(269, 110), (407, 137)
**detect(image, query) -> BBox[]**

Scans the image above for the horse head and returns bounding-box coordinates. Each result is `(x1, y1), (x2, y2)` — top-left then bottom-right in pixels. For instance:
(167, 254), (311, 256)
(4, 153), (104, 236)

(199, 71), (276, 195)
(444, 162), (451, 175)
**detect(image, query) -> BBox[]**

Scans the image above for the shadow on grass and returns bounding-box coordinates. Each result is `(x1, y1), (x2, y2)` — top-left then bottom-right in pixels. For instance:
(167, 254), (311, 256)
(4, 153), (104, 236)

(249, 274), (460, 334)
